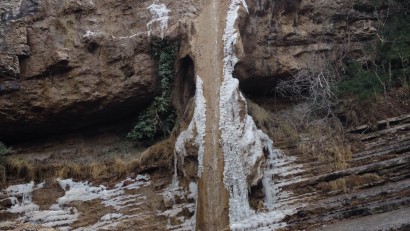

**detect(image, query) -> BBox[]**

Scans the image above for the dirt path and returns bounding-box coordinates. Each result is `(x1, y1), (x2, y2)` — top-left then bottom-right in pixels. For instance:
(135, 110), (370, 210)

(192, 0), (230, 230)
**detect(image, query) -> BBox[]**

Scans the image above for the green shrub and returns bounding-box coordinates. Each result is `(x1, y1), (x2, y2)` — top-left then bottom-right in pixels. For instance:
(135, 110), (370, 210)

(0, 142), (9, 156)
(377, 14), (410, 86)
(127, 38), (179, 141)
(337, 62), (385, 100)
(337, 4), (410, 101)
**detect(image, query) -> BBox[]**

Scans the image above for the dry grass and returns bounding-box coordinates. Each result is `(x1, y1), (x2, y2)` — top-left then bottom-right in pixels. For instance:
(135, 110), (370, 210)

(2, 158), (134, 189)
(298, 120), (353, 170)
(338, 88), (410, 128)
(0, 165), (6, 188)
(128, 125), (182, 175)
(249, 100), (355, 170)
(132, 98), (197, 173)
(247, 100), (300, 145)
(2, 100), (197, 188)
(318, 173), (383, 193)
(5, 156), (133, 183)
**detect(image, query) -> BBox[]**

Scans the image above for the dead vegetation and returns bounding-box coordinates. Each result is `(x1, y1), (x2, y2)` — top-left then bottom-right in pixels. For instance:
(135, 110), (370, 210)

(1, 94), (197, 189)
(5, 156), (132, 183)
(248, 100), (357, 170)
(297, 119), (354, 170)
(317, 173), (383, 193)
(337, 90), (410, 128)
(2, 138), (147, 187)
(129, 97), (195, 176)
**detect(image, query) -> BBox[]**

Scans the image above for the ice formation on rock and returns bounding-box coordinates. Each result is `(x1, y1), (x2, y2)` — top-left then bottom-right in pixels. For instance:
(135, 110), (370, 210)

(174, 75), (207, 182)
(147, 2), (171, 39)
(58, 175), (150, 210)
(168, 76), (206, 230)
(13, 0), (23, 16)
(231, 152), (304, 230)
(6, 182), (43, 214)
(219, 0), (285, 226)
(4, 176), (150, 230)
(83, 30), (95, 38)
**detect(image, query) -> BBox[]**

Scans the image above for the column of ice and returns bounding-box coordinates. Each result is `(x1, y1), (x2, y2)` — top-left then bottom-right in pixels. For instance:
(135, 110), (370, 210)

(220, 0), (280, 225)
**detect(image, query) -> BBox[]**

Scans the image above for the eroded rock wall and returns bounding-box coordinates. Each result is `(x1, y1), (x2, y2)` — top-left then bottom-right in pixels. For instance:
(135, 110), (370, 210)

(0, 0), (377, 140)
(0, 0), (202, 141)
(237, 0), (378, 94)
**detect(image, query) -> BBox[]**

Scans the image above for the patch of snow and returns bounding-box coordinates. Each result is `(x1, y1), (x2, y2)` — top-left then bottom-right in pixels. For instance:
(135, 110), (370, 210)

(262, 149), (284, 210)
(3, 175), (150, 230)
(111, 33), (142, 39)
(159, 202), (196, 230)
(170, 76), (205, 229)
(58, 175), (150, 210)
(136, 174), (150, 181)
(83, 30), (95, 38)
(147, 2), (171, 39)
(188, 182), (197, 200)
(158, 182), (196, 231)
(6, 182), (43, 214)
(12, 0), (23, 16)
(24, 205), (79, 228)
(100, 213), (123, 221)
(230, 210), (289, 231)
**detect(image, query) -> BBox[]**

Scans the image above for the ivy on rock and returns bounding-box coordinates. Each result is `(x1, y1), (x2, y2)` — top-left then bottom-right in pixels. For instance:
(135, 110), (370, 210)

(127, 38), (179, 141)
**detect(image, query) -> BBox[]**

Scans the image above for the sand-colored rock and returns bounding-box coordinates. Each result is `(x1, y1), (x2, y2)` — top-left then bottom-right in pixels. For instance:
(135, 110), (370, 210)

(0, 0), (380, 141)
(0, 0), (202, 140)
(237, 0), (378, 93)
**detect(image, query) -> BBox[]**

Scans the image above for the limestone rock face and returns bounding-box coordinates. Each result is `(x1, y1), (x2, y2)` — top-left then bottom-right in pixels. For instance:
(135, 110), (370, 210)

(237, 0), (378, 93)
(0, 0), (202, 140)
(0, 0), (377, 139)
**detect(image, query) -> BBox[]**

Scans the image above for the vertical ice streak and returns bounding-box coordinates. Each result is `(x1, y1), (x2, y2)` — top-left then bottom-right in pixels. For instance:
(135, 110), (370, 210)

(220, 0), (282, 226)
(172, 76), (206, 229)
(147, 3), (171, 39)
(173, 75), (207, 185)
(219, 0), (253, 223)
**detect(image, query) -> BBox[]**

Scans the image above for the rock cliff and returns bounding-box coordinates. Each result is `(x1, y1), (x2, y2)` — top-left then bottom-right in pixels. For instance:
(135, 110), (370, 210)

(238, 0), (378, 94)
(1, 0), (409, 230)
(0, 0), (202, 141)
(0, 0), (379, 141)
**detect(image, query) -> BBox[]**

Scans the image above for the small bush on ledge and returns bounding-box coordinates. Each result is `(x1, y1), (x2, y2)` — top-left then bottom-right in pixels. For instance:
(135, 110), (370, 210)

(127, 38), (179, 141)
(0, 142), (9, 156)
(0, 142), (10, 186)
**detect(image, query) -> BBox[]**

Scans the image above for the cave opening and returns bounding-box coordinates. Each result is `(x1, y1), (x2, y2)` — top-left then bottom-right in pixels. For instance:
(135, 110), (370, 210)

(173, 55), (196, 116)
